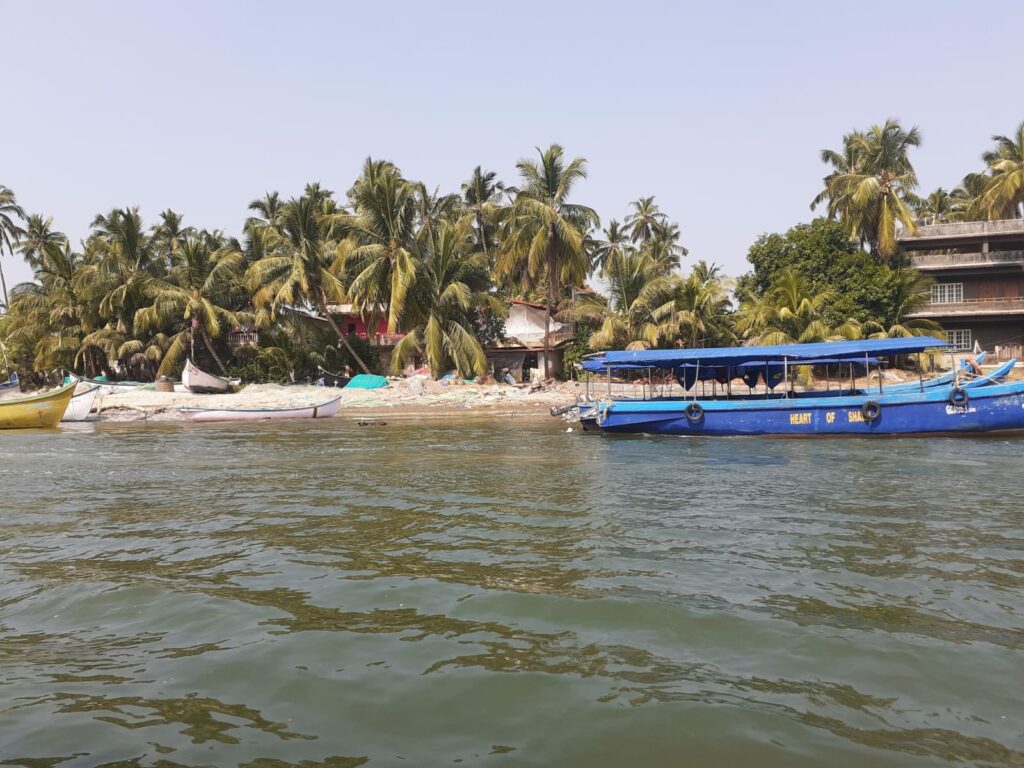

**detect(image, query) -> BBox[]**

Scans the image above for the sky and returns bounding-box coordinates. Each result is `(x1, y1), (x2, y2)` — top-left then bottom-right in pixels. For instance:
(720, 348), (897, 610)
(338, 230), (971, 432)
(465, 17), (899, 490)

(3, 0), (1023, 288)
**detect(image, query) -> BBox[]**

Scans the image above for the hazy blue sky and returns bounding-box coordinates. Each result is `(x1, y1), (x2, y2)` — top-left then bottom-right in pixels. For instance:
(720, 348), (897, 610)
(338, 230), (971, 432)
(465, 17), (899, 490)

(3, 0), (1022, 287)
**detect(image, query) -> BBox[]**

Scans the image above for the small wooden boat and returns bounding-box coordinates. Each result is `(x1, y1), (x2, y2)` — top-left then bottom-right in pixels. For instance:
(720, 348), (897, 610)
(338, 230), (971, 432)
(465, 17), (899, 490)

(61, 384), (102, 422)
(316, 366), (351, 388)
(77, 376), (145, 395)
(0, 381), (77, 430)
(182, 359), (234, 394)
(180, 395), (342, 423)
(961, 357), (1016, 389)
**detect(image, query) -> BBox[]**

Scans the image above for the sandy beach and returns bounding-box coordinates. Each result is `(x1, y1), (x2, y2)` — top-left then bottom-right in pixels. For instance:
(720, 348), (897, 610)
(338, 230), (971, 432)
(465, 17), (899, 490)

(90, 378), (585, 422)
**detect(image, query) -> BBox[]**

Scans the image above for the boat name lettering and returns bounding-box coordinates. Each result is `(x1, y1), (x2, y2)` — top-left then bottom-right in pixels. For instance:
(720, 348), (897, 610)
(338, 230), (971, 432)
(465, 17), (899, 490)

(945, 404), (977, 415)
(847, 410), (864, 423)
(825, 411), (836, 424)
(789, 412), (811, 425)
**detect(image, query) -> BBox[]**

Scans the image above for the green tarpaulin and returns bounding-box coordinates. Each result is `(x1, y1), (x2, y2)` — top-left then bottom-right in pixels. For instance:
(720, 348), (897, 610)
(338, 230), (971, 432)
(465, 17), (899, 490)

(347, 374), (388, 389)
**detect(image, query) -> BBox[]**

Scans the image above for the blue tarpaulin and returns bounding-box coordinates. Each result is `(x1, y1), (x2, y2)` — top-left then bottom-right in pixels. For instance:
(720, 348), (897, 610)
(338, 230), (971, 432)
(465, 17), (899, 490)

(346, 374), (389, 389)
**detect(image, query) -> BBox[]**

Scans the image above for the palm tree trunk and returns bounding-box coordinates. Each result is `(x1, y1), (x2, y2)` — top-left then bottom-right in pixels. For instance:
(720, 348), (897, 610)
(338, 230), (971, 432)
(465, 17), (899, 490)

(318, 295), (371, 374)
(0, 257), (8, 312)
(544, 238), (556, 380)
(475, 209), (490, 262)
(198, 328), (228, 375)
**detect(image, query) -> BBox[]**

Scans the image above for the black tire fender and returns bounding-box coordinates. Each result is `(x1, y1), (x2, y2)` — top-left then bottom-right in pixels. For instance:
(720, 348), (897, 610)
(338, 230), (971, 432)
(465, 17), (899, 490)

(861, 400), (881, 422)
(684, 402), (704, 422)
(949, 387), (969, 407)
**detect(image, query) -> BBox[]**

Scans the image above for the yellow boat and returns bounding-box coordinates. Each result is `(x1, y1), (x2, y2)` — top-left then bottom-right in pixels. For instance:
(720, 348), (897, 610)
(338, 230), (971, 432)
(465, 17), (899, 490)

(0, 381), (77, 429)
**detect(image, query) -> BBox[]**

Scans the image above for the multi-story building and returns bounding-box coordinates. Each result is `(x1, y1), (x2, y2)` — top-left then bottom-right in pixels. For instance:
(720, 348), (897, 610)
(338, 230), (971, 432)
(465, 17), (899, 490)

(900, 219), (1024, 361)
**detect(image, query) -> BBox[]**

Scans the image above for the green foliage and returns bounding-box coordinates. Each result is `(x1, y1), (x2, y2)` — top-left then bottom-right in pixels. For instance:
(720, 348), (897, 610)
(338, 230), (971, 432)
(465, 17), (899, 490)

(561, 322), (594, 375)
(741, 218), (896, 326)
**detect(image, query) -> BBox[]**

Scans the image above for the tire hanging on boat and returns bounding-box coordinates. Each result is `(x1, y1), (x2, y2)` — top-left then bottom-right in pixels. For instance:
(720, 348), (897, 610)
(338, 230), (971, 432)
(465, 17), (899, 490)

(861, 400), (881, 422)
(684, 402), (704, 422)
(949, 387), (969, 407)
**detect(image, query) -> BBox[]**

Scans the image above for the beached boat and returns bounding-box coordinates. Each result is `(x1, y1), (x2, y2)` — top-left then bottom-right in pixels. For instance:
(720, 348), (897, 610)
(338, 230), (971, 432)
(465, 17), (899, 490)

(75, 376), (145, 395)
(316, 366), (351, 388)
(960, 357), (1016, 389)
(0, 381), (77, 429)
(61, 384), (102, 422)
(182, 359), (234, 394)
(179, 395), (342, 423)
(573, 337), (1024, 437)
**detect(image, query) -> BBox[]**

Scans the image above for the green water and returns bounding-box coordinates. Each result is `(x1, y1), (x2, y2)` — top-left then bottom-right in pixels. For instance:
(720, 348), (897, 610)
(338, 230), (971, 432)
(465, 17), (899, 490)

(0, 418), (1022, 767)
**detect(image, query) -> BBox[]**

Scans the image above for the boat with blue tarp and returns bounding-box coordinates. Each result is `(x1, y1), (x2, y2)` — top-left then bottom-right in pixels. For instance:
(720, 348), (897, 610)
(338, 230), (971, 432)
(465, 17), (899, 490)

(570, 337), (1024, 436)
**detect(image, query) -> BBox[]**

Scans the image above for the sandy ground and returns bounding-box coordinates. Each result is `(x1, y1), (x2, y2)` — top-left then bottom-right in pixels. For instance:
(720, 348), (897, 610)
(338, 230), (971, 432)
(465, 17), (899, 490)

(93, 378), (586, 422)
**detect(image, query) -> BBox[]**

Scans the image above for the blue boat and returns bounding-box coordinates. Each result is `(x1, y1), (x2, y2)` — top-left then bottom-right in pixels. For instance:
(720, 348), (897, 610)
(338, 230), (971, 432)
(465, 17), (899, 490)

(575, 337), (1024, 437)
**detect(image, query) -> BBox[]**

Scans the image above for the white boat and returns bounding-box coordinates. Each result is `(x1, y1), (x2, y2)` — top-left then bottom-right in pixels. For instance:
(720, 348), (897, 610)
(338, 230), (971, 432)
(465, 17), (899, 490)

(182, 359), (234, 394)
(62, 385), (101, 422)
(180, 395), (342, 423)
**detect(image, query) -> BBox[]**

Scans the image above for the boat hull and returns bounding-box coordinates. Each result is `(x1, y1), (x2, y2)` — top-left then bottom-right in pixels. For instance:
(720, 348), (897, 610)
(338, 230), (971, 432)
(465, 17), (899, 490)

(182, 359), (233, 394)
(0, 382), (77, 429)
(594, 381), (1024, 437)
(62, 385), (101, 422)
(180, 396), (342, 423)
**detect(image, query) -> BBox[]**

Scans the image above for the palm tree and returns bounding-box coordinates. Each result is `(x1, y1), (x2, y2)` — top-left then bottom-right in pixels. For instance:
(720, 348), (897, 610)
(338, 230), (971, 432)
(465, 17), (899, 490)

(248, 191), (284, 227)
(862, 269), (942, 338)
(589, 219), (632, 276)
(978, 121), (1024, 219)
(571, 250), (676, 350)
(0, 185), (26, 311)
(336, 159), (420, 334)
(736, 268), (861, 344)
(247, 191), (371, 373)
(645, 219), (688, 274)
(390, 221), (498, 377)
(624, 196), (664, 244)
(16, 214), (67, 271)
(672, 261), (734, 348)
(460, 167), (504, 262)
(74, 208), (155, 369)
(812, 120), (922, 262)
(496, 144), (599, 374)
(135, 233), (247, 375)
(916, 188), (955, 225)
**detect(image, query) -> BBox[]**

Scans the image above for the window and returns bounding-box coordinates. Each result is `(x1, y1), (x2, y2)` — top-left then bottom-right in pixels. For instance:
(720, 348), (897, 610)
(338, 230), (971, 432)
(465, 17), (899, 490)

(931, 283), (963, 304)
(946, 329), (972, 350)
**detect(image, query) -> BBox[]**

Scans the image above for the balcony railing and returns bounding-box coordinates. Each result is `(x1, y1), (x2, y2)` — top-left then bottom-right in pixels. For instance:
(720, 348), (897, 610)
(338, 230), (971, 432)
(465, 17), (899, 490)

(911, 250), (1024, 269)
(908, 296), (1024, 317)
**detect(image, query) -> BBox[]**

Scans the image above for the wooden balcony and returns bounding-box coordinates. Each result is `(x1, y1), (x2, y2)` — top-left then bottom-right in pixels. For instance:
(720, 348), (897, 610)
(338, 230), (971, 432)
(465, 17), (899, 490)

(908, 296), (1024, 318)
(910, 250), (1024, 270)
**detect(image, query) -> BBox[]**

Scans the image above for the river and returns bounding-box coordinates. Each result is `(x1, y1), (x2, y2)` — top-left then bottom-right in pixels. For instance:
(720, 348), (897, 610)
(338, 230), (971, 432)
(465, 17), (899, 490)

(1, 417), (1021, 766)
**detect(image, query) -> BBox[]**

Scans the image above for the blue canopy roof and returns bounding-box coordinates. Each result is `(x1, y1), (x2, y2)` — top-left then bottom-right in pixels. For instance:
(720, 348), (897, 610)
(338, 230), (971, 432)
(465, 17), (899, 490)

(581, 337), (949, 372)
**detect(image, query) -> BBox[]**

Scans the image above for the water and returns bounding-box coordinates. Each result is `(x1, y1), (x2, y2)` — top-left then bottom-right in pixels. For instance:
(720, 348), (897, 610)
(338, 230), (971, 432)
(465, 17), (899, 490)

(1, 418), (1022, 767)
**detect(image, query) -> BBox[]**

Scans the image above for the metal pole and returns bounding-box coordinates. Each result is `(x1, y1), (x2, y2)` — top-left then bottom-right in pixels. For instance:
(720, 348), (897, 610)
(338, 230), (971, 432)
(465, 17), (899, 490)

(607, 365), (611, 399)
(783, 357), (789, 399)
(918, 353), (923, 391)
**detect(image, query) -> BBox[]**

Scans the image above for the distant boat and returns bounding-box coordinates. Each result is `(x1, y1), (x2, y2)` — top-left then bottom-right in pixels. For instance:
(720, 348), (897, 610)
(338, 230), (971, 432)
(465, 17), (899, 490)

(62, 384), (101, 422)
(180, 395), (342, 423)
(0, 381), (77, 430)
(182, 359), (234, 394)
(316, 366), (351, 388)
(0, 373), (21, 400)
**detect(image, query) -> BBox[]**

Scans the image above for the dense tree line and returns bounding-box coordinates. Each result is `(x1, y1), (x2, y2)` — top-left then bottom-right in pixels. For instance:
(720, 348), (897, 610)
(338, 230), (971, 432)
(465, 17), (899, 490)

(0, 121), (1020, 381)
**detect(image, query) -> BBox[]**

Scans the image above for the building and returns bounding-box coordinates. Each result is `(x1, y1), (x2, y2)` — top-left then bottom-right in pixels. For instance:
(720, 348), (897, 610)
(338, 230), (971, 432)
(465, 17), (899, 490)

(485, 299), (574, 382)
(900, 219), (1024, 361)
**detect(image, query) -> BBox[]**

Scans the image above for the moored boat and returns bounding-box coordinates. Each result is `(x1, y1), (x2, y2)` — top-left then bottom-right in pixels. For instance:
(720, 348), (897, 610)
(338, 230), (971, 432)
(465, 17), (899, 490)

(61, 384), (102, 422)
(180, 395), (342, 423)
(316, 366), (351, 388)
(182, 359), (234, 394)
(573, 338), (1024, 437)
(0, 381), (77, 430)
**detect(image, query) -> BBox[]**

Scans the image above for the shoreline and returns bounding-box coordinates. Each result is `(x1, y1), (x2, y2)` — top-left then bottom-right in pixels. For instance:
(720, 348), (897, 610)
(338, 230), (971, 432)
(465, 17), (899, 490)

(89, 380), (582, 423)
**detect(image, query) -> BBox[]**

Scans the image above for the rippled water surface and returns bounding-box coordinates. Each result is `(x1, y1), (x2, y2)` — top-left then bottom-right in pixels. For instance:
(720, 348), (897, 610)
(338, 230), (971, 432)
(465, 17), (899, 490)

(1, 417), (1022, 767)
